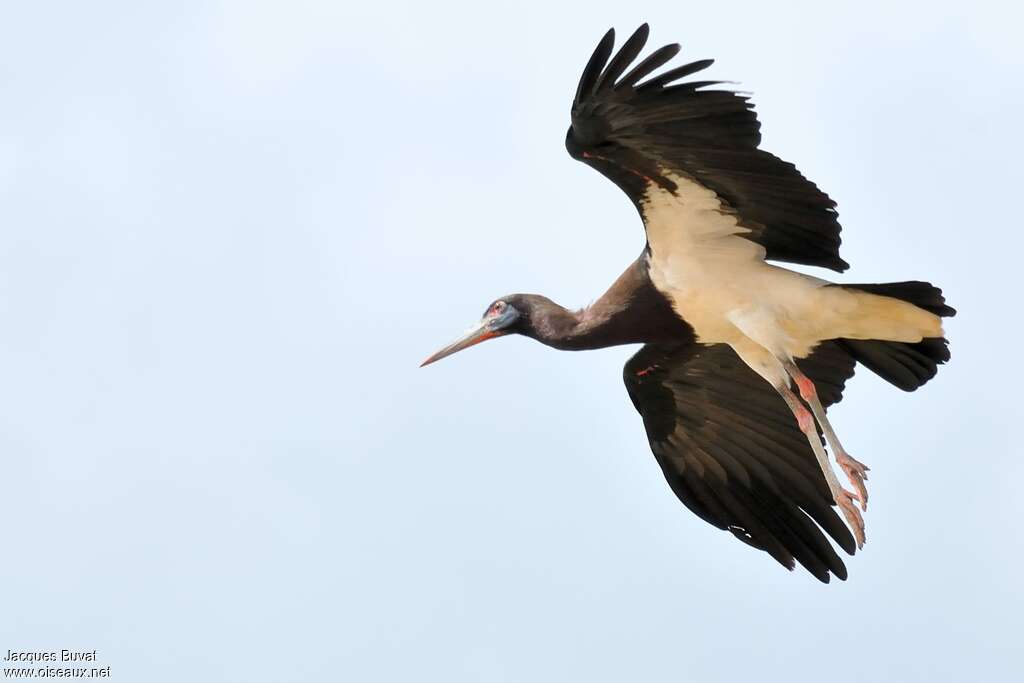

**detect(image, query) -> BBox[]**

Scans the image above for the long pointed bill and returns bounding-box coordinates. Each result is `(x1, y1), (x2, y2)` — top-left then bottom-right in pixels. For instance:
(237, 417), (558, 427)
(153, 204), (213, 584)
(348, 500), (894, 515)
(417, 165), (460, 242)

(420, 322), (504, 367)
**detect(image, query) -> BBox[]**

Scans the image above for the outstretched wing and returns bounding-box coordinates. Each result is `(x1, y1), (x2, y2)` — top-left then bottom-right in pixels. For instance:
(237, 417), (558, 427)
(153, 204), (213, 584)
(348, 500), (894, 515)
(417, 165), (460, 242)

(568, 24), (848, 272)
(623, 340), (857, 582)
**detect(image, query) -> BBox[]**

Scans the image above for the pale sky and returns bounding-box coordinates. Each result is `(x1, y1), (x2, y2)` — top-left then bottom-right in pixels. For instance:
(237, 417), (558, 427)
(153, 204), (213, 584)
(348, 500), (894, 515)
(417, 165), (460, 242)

(1, 1), (1020, 681)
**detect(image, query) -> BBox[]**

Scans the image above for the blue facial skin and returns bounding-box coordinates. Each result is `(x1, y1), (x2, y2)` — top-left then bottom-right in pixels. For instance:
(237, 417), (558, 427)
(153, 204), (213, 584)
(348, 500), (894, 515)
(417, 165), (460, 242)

(482, 301), (521, 333)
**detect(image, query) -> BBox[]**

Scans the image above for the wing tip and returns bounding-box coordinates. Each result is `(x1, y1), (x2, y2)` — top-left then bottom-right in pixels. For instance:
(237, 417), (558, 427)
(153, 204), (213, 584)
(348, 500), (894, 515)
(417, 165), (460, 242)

(573, 28), (617, 105)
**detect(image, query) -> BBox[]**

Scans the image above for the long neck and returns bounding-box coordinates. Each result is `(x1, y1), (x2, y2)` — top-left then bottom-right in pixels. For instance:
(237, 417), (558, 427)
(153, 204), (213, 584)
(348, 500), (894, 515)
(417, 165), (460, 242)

(528, 255), (694, 351)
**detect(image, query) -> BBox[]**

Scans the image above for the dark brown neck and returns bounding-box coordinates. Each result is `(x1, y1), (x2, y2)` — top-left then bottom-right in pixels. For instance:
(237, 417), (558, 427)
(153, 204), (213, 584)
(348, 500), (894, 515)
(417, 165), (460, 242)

(522, 254), (694, 351)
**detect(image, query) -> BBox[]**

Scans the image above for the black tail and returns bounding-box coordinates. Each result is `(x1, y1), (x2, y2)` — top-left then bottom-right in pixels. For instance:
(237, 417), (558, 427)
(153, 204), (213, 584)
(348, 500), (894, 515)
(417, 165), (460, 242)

(832, 281), (956, 392)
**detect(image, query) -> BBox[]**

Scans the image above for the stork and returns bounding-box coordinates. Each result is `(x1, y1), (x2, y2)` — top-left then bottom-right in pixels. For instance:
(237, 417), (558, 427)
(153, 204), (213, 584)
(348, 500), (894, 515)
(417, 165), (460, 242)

(422, 25), (954, 582)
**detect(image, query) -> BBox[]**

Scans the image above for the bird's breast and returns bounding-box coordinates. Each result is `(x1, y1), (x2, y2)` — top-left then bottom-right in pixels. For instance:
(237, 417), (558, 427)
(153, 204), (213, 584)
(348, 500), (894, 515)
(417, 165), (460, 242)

(647, 261), (744, 344)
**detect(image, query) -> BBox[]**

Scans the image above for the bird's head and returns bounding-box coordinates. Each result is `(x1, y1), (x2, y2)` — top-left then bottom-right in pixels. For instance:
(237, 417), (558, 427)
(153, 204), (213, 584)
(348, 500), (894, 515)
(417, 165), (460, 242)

(421, 294), (582, 366)
(420, 296), (529, 367)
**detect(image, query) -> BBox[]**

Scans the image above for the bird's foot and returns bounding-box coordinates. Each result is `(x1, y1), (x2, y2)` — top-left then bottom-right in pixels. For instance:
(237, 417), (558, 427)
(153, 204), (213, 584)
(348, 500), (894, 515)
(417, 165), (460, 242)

(835, 488), (866, 549)
(836, 451), (870, 511)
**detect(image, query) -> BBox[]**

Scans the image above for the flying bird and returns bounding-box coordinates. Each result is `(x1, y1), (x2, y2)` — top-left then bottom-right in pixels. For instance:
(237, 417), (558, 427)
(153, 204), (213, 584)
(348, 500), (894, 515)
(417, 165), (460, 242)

(421, 24), (954, 582)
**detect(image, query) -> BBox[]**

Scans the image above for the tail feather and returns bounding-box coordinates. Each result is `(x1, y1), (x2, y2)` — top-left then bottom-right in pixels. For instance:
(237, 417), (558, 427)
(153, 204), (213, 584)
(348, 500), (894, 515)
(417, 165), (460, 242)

(831, 281), (955, 392)
(835, 281), (956, 318)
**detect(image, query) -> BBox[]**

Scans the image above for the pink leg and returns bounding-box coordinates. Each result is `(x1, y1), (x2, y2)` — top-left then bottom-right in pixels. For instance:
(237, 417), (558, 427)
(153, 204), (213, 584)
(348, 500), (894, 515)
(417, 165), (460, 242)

(794, 374), (817, 403)
(788, 363), (870, 511)
(776, 383), (866, 548)
(793, 402), (814, 433)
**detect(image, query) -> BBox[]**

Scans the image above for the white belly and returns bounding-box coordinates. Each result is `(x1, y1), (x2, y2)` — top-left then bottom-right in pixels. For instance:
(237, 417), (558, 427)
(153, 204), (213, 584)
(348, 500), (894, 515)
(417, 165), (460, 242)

(640, 172), (830, 357)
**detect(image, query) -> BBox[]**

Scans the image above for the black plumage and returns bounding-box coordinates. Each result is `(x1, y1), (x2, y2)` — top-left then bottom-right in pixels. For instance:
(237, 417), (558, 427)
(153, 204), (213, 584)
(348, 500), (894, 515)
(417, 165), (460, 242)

(624, 342), (857, 581)
(567, 24), (848, 271)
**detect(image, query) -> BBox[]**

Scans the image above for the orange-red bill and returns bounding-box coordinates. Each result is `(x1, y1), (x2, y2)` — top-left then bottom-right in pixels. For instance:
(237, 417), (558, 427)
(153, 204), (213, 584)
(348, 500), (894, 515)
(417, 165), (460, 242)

(420, 324), (503, 367)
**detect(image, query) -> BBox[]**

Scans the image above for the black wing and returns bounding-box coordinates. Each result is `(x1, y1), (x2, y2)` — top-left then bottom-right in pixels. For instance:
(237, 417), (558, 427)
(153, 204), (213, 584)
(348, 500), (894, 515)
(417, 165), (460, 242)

(568, 24), (848, 272)
(624, 340), (858, 582)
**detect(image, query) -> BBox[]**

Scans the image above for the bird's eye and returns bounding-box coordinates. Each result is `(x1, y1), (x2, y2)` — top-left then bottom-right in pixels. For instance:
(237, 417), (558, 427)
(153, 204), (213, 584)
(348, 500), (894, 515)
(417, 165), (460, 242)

(492, 301), (506, 315)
